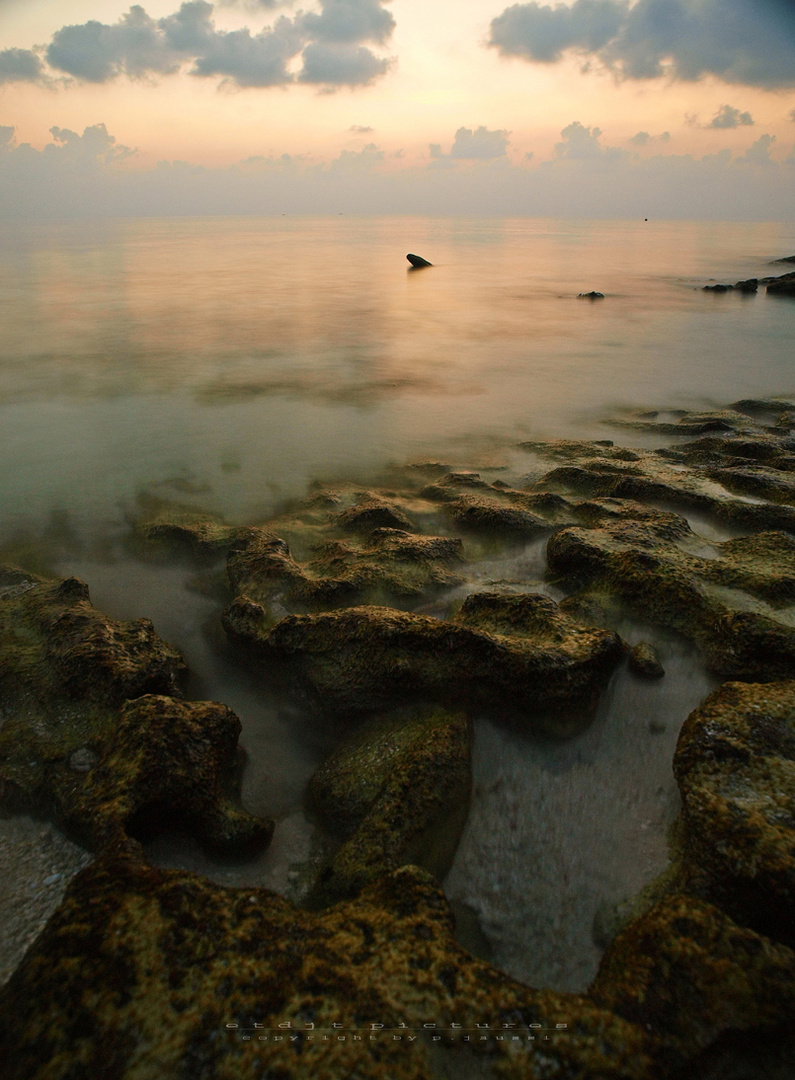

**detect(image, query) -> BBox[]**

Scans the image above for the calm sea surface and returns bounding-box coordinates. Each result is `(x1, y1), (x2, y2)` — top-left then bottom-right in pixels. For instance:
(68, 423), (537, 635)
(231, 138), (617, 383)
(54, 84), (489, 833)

(1, 215), (794, 990)
(2, 214), (794, 538)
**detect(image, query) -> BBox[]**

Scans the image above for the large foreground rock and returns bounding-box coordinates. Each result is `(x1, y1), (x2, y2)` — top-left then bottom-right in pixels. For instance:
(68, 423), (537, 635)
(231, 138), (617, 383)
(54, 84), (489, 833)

(0, 849), (653, 1080)
(590, 894), (795, 1075)
(673, 680), (795, 945)
(223, 592), (625, 736)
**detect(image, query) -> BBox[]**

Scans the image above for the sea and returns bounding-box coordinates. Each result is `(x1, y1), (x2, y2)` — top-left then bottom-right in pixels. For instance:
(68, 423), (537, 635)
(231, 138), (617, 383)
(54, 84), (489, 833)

(1, 214), (794, 990)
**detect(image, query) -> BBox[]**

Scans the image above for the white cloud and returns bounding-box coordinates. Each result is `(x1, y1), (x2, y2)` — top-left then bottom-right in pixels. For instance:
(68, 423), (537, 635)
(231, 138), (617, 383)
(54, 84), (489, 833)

(555, 120), (624, 160)
(489, 0), (795, 89)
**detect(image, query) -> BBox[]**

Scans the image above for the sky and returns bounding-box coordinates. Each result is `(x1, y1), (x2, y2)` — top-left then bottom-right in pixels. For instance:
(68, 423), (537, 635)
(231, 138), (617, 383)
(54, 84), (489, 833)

(0, 0), (794, 218)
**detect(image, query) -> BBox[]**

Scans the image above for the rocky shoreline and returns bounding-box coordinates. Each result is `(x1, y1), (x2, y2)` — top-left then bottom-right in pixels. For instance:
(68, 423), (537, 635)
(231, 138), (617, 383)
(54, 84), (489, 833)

(2, 398), (795, 1077)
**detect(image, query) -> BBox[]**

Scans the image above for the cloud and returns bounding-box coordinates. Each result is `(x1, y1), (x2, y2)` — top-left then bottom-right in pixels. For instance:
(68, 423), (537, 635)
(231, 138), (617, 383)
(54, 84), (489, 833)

(18, 1), (396, 90)
(630, 130), (649, 145)
(555, 120), (624, 160)
(298, 42), (391, 85)
(1, 118), (793, 221)
(735, 132), (775, 165)
(488, 0), (795, 89)
(350, 125), (374, 133)
(298, 0), (395, 45)
(708, 104), (754, 129)
(0, 48), (46, 84)
(789, 108), (795, 121)
(432, 126), (510, 159)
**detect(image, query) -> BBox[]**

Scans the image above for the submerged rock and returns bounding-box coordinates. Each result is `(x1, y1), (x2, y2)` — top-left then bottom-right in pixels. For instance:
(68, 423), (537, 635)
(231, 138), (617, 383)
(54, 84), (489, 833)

(673, 680), (795, 945)
(132, 493), (245, 560)
(306, 708), (471, 907)
(590, 893), (795, 1075)
(0, 850), (653, 1080)
(0, 567), (270, 856)
(224, 592), (624, 736)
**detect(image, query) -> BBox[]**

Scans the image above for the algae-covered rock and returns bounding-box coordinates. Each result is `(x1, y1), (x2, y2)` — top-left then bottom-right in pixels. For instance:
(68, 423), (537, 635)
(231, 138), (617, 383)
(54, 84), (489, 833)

(226, 525), (464, 625)
(306, 709), (471, 906)
(628, 642), (665, 679)
(421, 471), (575, 536)
(0, 567), (269, 856)
(590, 893), (795, 1074)
(673, 681), (795, 945)
(132, 493), (245, 560)
(547, 513), (795, 680)
(0, 850), (653, 1080)
(223, 593), (624, 736)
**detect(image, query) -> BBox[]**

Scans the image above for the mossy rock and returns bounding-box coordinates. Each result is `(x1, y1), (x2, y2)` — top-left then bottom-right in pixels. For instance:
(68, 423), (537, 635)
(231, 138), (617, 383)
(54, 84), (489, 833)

(0, 567), (269, 856)
(673, 681), (795, 944)
(306, 708), (471, 906)
(223, 594), (624, 736)
(0, 851), (653, 1080)
(590, 893), (795, 1074)
(131, 493), (246, 560)
(226, 525), (464, 626)
(547, 512), (795, 679)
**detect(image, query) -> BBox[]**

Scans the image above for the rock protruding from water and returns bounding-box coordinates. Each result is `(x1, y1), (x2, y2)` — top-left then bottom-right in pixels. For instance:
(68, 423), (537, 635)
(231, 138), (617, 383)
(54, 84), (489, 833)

(224, 593), (624, 736)
(406, 252), (432, 267)
(0, 567), (271, 856)
(578, 291), (605, 299)
(674, 680), (795, 946)
(628, 641), (665, 679)
(306, 708), (471, 907)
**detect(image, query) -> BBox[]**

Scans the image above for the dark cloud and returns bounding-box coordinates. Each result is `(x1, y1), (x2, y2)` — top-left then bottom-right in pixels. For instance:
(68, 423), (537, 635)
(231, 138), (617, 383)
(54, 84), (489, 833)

(47, 6), (181, 81)
(708, 104), (754, 129)
(299, 42), (391, 85)
(0, 48), (45, 84)
(18, 1), (395, 90)
(0, 125), (15, 147)
(489, 0), (795, 89)
(298, 0), (395, 45)
(630, 130), (650, 145)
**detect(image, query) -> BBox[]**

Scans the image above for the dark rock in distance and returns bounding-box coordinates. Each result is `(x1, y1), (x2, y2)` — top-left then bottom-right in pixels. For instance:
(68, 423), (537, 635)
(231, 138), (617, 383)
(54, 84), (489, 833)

(702, 284), (733, 292)
(734, 278), (758, 293)
(579, 291), (605, 299)
(406, 253), (432, 268)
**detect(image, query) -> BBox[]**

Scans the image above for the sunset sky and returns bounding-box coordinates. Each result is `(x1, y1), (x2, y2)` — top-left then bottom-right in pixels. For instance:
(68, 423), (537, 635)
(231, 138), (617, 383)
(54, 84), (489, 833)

(1, 0), (794, 217)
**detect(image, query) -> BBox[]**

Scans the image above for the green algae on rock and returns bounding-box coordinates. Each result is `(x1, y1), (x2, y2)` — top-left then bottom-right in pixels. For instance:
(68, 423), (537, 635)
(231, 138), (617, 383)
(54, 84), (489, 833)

(0, 567), (270, 856)
(226, 524), (464, 626)
(673, 680), (795, 946)
(306, 708), (471, 907)
(223, 593), (625, 736)
(0, 850), (653, 1080)
(131, 493), (247, 560)
(590, 893), (795, 1075)
(547, 509), (795, 680)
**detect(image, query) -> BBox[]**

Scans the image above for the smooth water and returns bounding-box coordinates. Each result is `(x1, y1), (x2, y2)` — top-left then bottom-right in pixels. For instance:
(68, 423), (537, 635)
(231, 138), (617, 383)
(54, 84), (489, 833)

(1, 215), (794, 989)
(2, 215), (794, 539)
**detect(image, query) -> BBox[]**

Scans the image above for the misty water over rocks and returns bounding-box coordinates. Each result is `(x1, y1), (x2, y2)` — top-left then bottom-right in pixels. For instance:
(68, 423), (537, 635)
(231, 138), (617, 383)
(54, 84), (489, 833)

(1, 215), (794, 993)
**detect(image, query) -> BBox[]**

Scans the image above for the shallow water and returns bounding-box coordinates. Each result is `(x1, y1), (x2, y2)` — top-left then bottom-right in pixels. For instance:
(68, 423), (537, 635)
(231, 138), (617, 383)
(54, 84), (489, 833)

(2, 215), (795, 990)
